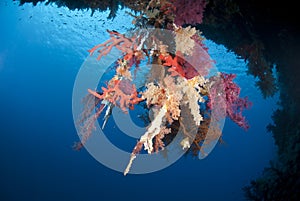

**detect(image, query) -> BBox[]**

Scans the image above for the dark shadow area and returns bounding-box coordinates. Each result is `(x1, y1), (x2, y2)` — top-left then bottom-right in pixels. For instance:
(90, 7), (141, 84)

(197, 1), (300, 200)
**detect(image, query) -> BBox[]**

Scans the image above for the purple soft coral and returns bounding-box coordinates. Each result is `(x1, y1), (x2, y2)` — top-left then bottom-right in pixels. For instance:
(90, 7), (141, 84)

(208, 73), (252, 130)
(173, 0), (207, 26)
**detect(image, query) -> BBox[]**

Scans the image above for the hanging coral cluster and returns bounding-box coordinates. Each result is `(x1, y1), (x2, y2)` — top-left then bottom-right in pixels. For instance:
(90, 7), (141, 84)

(75, 0), (251, 175)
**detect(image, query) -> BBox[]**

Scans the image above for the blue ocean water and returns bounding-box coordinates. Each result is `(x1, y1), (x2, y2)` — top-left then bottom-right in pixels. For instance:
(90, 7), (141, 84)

(0, 1), (278, 201)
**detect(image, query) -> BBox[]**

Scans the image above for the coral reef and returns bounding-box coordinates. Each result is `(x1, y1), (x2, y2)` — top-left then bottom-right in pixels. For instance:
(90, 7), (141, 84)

(74, 0), (251, 176)
(17, 0), (300, 198)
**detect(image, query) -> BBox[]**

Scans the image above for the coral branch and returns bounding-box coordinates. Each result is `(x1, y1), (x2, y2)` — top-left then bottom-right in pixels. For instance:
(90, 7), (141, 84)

(73, 94), (106, 150)
(140, 105), (167, 154)
(88, 79), (143, 113)
(88, 30), (137, 61)
(124, 104), (167, 175)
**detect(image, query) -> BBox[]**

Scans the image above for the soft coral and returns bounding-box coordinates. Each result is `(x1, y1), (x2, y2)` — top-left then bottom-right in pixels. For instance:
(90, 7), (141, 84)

(173, 0), (207, 26)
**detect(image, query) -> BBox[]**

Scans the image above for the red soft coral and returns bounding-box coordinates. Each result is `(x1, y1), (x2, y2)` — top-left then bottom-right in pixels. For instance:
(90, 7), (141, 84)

(159, 52), (186, 77)
(88, 79), (143, 112)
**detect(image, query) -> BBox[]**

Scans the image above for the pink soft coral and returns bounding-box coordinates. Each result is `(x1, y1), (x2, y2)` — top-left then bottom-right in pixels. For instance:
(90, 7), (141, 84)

(208, 73), (252, 130)
(173, 0), (207, 26)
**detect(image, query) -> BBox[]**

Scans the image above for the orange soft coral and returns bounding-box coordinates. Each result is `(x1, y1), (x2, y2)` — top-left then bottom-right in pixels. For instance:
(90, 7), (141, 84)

(88, 79), (143, 112)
